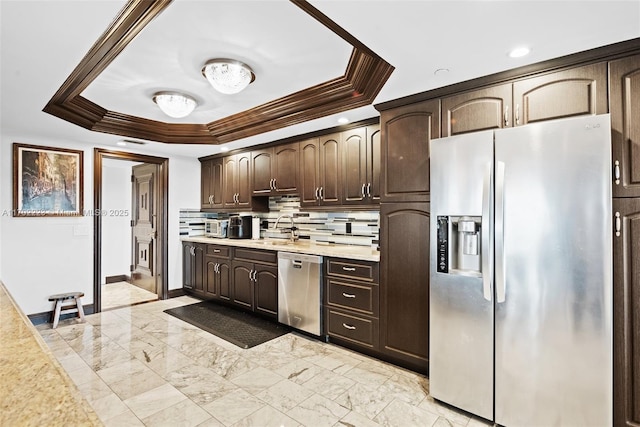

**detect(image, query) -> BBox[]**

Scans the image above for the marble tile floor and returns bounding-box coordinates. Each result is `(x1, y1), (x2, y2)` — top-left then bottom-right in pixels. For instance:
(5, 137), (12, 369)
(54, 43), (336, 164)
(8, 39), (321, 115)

(36, 296), (493, 427)
(102, 281), (158, 311)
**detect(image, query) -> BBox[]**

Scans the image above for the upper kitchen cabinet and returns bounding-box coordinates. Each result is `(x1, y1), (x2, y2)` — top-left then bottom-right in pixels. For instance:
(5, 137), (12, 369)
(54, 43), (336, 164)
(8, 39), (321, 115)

(442, 84), (512, 137)
(512, 62), (607, 126)
(610, 54), (640, 198)
(342, 125), (381, 206)
(613, 197), (640, 427)
(251, 142), (299, 196)
(201, 157), (224, 210)
(300, 134), (342, 208)
(223, 152), (267, 211)
(380, 99), (440, 202)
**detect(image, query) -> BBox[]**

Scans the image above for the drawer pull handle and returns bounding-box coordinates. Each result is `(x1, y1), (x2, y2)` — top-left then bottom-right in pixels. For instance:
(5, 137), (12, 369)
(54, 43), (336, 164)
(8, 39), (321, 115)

(213, 249), (220, 253)
(342, 292), (356, 298)
(342, 267), (356, 272)
(342, 323), (356, 330)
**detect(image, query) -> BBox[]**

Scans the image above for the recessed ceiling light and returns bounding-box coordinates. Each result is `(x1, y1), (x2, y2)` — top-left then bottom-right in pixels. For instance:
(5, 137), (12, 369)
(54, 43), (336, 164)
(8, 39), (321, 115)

(117, 141), (127, 146)
(337, 117), (349, 124)
(219, 146), (229, 152)
(509, 47), (531, 58)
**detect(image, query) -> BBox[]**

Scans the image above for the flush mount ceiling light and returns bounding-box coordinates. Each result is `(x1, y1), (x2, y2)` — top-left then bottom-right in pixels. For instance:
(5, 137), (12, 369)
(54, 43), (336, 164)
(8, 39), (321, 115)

(509, 46), (531, 58)
(152, 91), (197, 118)
(202, 59), (255, 95)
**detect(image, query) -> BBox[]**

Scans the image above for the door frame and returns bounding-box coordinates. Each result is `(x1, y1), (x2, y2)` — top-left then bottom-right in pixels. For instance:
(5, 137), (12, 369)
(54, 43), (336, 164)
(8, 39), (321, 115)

(93, 148), (169, 313)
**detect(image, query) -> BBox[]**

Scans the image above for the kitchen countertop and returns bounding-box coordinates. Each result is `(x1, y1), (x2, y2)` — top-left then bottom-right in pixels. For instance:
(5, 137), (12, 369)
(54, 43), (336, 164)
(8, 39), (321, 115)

(0, 281), (102, 426)
(181, 237), (380, 262)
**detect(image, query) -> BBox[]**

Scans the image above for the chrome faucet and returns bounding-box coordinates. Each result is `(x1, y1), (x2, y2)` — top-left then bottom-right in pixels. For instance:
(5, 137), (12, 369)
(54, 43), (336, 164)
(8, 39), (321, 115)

(273, 214), (299, 242)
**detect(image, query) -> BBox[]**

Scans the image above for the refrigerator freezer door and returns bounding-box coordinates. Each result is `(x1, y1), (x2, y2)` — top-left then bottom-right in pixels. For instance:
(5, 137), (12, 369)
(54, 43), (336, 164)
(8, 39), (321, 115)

(429, 130), (494, 420)
(494, 115), (612, 427)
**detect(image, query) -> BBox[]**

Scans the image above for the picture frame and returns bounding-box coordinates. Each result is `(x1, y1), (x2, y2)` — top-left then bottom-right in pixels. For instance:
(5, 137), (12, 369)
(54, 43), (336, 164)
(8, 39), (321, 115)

(13, 143), (83, 217)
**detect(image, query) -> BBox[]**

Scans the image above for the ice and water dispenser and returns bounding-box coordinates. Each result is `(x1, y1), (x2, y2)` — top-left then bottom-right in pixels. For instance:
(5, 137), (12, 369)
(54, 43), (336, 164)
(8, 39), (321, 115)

(436, 215), (482, 276)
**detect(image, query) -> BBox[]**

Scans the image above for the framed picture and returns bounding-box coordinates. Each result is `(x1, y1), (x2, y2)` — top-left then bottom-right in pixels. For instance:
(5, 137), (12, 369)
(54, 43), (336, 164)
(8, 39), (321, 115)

(13, 143), (84, 217)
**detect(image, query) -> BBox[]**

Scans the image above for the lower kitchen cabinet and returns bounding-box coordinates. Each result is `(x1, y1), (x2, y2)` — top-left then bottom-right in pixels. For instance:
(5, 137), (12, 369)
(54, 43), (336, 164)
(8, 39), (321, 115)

(254, 265), (278, 318)
(379, 202), (430, 374)
(204, 245), (231, 301)
(613, 197), (640, 427)
(324, 257), (380, 353)
(231, 248), (279, 320)
(231, 260), (254, 310)
(182, 242), (204, 296)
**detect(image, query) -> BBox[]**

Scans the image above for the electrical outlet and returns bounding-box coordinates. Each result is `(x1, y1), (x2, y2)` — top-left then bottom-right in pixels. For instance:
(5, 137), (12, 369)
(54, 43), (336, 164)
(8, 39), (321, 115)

(346, 222), (352, 234)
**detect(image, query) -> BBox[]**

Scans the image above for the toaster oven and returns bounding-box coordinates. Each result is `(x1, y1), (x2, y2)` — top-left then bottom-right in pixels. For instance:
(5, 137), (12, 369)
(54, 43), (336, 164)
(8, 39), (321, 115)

(204, 219), (228, 238)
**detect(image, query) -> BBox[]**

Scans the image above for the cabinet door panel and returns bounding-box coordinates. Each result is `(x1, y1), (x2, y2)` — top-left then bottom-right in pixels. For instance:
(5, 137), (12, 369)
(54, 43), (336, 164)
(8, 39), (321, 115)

(210, 159), (224, 208)
(300, 138), (320, 207)
(201, 160), (213, 208)
(368, 124), (381, 202)
(236, 153), (252, 208)
(218, 260), (231, 301)
(193, 244), (204, 293)
(251, 149), (273, 195)
(223, 156), (237, 208)
(319, 133), (341, 205)
(273, 142), (299, 194)
(342, 127), (367, 205)
(380, 202), (430, 372)
(254, 265), (278, 318)
(513, 62), (607, 125)
(610, 54), (640, 198)
(381, 99), (439, 202)
(613, 198), (640, 427)
(231, 261), (254, 309)
(182, 243), (193, 289)
(442, 84), (512, 136)
(205, 257), (218, 298)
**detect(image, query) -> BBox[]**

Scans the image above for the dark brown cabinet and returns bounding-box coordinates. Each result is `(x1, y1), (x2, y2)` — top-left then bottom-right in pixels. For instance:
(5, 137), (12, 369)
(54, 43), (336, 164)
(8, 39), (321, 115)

(442, 84), (512, 137)
(300, 134), (341, 207)
(231, 248), (278, 319)
(380, 99), (440, 203)
(201, 158), (224, 209)
(231, 260), (254, 310)
(379, 202), (430, 374)
(613, 198), (640, 427)
(325, 258), (380, 351)
(251, 142), (299, 196)
(253, 265), (278, 318)
(610, 54), (640, 198)
(182, 242), (204, 296)
(204, 245), (231, 301)
(223, 152), (252, 209)
(342, 125), (381, 205)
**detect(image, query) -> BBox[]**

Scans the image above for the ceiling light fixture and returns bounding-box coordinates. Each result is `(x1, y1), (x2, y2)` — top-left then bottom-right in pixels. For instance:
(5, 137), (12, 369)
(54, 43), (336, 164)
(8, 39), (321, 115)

(219, 146), (230, 152)
(202, 59), (255, 95)
(337, 117), (349, 124)
(152, 91), (197, 118)
(509, 47), (531, 58)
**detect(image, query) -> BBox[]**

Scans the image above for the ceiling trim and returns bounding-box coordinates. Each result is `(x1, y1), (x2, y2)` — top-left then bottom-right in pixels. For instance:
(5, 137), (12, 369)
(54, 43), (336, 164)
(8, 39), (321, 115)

(43, 0), (394, 145)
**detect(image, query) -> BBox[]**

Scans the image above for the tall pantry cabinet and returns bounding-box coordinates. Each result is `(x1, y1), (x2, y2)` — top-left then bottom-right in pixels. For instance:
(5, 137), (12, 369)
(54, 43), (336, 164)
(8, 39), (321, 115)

(609, 53), (640, 427)
(378, 99), (439, 373)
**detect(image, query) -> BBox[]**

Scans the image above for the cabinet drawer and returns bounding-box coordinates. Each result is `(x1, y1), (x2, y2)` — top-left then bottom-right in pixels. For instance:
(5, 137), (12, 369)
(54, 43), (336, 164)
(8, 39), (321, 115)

(327, 278), (378, 316)
(327, 309), (377, 348)
(206, 245), (230, 258)
(327, 258), (379, 282)
(233, 248), (277, 265)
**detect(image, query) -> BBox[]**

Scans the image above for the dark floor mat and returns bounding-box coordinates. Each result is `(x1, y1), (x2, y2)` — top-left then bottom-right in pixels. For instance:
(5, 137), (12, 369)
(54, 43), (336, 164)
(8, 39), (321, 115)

(164, 301), (290, 349)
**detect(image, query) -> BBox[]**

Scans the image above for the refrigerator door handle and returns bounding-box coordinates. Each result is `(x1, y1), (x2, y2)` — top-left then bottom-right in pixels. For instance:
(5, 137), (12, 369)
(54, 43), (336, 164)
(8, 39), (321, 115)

(481, 161), (493, 301)
(495, 161), (506, 303)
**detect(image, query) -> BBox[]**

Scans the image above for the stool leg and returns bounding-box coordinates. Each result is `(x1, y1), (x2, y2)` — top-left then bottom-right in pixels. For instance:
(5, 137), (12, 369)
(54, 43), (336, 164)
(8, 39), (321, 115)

(75, 297), (85, 323)
(52, 300), (62, 329)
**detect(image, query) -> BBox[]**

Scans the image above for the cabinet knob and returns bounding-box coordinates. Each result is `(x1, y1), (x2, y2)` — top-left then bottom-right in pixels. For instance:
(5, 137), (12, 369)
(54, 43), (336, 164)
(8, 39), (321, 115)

(342, 292), (356, 298)
(315, 187), (320, 200)
(319, 187), (324, 200)
(614, 160), (620, 185)
(342, 266), (356, 272)
(504, 104), (509, 127)
(366, 183), (372, 198)
(342, 323), (356, 330)
(361, 183), (366, 198)
(615, 212), (621, 237)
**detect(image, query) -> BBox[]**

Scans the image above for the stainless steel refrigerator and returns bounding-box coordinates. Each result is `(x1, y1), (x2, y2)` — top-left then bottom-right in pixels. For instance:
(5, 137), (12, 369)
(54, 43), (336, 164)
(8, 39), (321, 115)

(429, 114), (613, 426)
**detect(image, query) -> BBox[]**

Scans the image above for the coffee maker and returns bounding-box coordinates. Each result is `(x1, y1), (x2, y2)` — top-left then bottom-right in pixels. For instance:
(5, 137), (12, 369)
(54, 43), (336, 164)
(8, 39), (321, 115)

(228, 215), (252, 239)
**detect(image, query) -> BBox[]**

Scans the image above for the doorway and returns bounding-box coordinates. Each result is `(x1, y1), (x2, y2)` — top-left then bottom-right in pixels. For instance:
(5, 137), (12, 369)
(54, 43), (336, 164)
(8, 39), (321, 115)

(93, 149), (169, 313)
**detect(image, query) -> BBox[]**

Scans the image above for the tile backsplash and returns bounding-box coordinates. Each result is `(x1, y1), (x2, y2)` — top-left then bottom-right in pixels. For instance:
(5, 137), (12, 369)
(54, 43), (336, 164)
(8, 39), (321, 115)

(180, 196), (379, 249)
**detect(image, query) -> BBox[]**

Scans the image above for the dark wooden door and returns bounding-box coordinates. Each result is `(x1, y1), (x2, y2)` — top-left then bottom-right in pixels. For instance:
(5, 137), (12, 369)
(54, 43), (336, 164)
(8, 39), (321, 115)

(380, 202), (430, 373)
(380, 99), (439, 203)
(223, 155), (237, 208)
(251, 148), (273, 195)
(193, 244), (204, 294)
(201, 160), (213, 208)
(131, 163), (158, 294)
(300, 138), (320, 207)
(610, 54), (640, 198)
(342, 127), (367, 205)
(218, 259), (231, 302)
(442, 83), (512, 136)
(205, 255), (218, 298)
(254, 264), (278, 319)
(367, 124), (381, 203)
(513, 62), (607, 126)
(231, 260), (254, 310)
(182, 243), (194, 289)
(273, 141), (299, 194)
(319, 133), (341, 205)
(236, 152), (252, 209)
(613, 197), (640, 427)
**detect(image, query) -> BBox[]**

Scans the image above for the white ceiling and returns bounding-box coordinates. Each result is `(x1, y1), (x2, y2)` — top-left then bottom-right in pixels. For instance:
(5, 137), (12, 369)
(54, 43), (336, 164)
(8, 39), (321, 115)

(1, 0), (639, 159)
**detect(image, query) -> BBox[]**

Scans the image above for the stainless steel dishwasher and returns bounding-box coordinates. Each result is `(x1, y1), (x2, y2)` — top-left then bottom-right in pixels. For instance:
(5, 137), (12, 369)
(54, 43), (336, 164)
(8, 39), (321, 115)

(278, 252), (323, 336)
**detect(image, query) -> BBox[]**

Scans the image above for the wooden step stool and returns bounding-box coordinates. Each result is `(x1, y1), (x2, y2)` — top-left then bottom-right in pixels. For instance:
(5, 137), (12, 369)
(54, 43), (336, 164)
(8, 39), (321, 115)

(48, 292), (85, 328)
